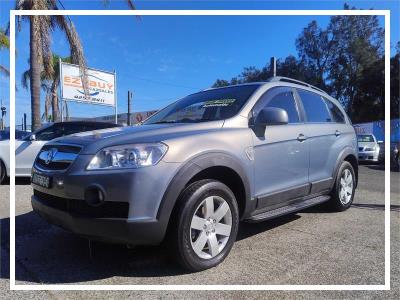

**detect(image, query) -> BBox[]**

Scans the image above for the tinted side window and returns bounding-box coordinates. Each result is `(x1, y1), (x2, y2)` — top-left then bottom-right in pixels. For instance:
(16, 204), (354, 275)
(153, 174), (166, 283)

(254, 87), (300, 123)
(62, 124), (87, 136)
(35, 125), (63, 141)
(92, 123), (118, 130)
(298, 90), (331, 123)
(324, 98), (345, 123)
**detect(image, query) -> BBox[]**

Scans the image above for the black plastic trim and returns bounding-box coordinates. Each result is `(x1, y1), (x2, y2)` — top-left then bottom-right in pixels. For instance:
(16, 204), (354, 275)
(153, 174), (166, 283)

(256, 183), (310, 210)
(156, 152), (252, 235)
(310, 177), (333, 194)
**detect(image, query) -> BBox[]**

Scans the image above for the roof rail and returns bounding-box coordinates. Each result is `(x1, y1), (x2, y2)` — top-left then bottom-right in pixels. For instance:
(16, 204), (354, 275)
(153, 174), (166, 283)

(267, 76), (327, 94)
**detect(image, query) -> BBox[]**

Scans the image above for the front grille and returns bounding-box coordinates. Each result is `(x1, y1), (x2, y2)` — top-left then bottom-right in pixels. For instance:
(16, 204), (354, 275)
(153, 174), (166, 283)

(35, 144), (82, 171)
(34, 190), (129, 219)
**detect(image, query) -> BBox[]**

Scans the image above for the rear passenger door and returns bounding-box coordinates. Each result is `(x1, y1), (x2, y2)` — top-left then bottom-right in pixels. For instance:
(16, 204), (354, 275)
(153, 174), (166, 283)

(296, 89), (344, 194)
(251, 87), (310, 209)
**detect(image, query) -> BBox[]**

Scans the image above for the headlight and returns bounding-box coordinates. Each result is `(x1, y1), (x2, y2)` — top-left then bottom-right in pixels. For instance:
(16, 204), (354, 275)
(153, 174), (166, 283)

(87, 143), (168, 170)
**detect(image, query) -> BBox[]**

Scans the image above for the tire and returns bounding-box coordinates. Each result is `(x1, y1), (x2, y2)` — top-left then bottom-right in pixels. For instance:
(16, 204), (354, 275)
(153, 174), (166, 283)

(167, 179), (239, 272)
(329, 161), (356, 211)
(0, 160), (5, 185)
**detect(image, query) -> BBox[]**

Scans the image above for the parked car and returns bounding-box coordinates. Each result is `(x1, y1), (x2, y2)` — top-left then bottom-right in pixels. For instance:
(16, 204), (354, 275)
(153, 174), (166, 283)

(0, 129), (29, 141)
(373, 141), (400, 170)
(357, 134), (381, 163)
(31, 77), (358, 271)
(0, 121), (121, 184)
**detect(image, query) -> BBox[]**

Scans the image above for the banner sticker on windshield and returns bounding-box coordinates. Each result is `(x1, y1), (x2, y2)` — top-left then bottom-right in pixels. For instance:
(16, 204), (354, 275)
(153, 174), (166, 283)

(202, 99), (236, 108)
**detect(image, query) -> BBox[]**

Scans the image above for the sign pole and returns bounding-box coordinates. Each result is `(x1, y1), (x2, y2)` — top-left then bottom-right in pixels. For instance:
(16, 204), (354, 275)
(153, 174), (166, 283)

(59, 58), (64, 122)
(114, 70), (118, 124)
(127, 90), (133, 126)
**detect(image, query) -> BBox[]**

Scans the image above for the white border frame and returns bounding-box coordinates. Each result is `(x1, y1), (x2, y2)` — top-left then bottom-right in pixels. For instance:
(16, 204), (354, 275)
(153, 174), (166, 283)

(9, 9), (391, 291)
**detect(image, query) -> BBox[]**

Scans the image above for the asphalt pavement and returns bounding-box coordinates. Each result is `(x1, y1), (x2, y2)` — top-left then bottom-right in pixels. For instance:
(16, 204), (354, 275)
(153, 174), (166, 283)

(0, 165), (399, 299)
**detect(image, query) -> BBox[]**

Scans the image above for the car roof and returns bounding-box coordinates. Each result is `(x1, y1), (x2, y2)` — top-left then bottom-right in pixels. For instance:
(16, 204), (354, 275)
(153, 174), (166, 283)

(204, 77), (328, 95)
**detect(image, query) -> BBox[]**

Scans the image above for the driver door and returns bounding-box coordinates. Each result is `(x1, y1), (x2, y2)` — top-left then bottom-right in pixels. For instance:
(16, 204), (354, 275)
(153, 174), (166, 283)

(251, 87), (310, 210)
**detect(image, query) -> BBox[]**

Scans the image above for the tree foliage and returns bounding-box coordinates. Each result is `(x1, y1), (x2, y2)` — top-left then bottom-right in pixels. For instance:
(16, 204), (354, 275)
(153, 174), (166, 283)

(16, 0), (136, 130)
(0, 26), (10, 77)
(22, 55), (72, 122)
(213, 4), (399, 121)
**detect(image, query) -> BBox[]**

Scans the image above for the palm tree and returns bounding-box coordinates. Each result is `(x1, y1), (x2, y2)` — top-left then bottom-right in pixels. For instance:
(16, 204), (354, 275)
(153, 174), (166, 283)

(0, 27), (10, 77)
(22, 54), (71, 122)
(15, 0), (136, 131)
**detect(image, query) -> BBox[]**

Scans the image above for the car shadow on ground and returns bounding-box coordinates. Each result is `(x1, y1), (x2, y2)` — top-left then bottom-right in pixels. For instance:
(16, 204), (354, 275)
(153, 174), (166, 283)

(1, 177), (31, 185)
(0, 217), (10, 281)
(350, 203), (400, 212)
(359, 162), (399, 172)
(1, 210), (302, 284)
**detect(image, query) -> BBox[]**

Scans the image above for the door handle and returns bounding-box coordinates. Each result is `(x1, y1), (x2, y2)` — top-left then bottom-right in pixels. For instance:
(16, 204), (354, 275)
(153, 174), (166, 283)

(335, 130), (341, 137)
(297, 133), (307, 142)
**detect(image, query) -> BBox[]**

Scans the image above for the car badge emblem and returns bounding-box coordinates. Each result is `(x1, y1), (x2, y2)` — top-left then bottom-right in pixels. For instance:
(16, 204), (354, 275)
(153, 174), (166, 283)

(45, 148), (58, 165)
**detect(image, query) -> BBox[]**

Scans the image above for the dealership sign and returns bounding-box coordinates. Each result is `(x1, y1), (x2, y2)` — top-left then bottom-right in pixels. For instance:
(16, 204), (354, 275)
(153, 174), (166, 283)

(60, 63), (116, 107)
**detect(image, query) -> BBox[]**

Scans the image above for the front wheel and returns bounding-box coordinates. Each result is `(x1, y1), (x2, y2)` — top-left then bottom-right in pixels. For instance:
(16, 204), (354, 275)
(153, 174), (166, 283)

(329, 161), (356, 211)
(168, 179), (239, 271)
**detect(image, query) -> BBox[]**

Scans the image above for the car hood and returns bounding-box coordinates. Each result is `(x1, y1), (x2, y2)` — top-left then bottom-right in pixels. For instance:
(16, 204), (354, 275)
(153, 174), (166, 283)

(49, 120), (225, 154)
(358, 141), (376, 149)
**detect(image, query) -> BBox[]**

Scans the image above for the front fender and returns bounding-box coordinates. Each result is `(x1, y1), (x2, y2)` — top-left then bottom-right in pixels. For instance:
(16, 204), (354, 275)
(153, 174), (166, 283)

(156, 151), (253, 239)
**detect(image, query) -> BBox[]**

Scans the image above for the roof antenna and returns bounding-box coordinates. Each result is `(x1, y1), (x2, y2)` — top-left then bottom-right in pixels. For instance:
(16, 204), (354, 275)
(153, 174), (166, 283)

(270, 57), (277, 77)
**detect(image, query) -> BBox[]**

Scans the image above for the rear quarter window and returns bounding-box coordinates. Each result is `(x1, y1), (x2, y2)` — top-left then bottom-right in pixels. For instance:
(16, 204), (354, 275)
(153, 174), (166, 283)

(324, 98), (346, 123)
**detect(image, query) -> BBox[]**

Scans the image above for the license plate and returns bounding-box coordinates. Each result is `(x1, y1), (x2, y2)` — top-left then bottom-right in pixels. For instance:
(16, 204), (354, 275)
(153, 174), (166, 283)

(32, 173), (52, 188)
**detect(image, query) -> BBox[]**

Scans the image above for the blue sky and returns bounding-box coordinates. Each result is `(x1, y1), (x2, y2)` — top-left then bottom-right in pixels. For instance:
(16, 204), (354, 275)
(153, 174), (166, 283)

(0, 0), (399, 127)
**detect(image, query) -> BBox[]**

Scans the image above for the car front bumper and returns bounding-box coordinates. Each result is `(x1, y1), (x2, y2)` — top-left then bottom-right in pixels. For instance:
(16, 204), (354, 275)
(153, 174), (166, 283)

(358, 151), (379, 162)
(32, 194), (165, 245)
(31, 156), (181, 245)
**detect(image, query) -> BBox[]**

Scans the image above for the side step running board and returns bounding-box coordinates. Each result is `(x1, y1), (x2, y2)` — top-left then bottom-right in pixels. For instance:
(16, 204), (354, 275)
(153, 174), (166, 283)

(245, 195), (330, 223)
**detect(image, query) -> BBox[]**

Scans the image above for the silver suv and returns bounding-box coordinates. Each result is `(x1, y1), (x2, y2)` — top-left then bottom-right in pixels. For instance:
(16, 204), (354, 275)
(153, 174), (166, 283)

(31, 77), (358, 271)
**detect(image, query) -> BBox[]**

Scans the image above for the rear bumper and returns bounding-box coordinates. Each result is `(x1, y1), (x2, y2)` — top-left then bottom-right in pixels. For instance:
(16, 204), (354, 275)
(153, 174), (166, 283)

(31, 194), (165, 245)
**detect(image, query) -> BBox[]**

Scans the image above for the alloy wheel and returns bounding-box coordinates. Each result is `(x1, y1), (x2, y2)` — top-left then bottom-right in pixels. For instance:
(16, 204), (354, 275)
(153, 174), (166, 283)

(190, 196), (232, 260)
(339, 169), (353, 205)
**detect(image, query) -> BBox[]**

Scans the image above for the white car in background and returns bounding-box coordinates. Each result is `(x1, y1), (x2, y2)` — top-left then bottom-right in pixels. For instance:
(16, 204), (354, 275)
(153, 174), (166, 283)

(0, 121), (122, 184)
(357, 134), (381, 163)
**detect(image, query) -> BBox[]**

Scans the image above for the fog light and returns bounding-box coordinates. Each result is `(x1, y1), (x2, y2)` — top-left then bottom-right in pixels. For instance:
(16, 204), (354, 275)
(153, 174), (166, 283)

(84, 186), (105, 207)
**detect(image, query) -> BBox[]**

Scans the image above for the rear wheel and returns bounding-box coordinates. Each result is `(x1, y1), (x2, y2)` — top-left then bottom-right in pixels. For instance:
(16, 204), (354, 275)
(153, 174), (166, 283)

(168, 179), (239, 271)
(329, 161), (356, 211)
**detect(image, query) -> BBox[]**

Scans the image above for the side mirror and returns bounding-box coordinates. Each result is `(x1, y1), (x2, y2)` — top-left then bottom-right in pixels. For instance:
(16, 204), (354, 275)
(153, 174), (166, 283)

(258, 107), (289, 125)
(253, 107), (288, 136)
(29, 134), (36, 141)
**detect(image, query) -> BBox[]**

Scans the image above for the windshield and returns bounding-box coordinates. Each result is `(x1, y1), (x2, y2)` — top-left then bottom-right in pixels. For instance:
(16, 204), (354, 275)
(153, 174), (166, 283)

(357, 135), (375, 142)
(143, 85), (260, 125)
